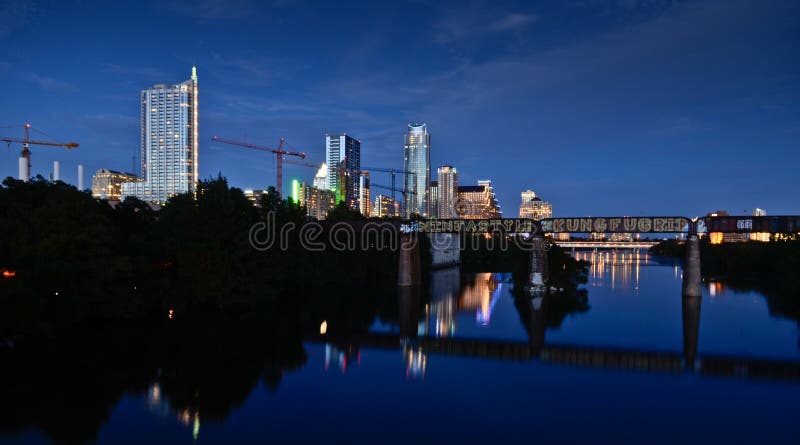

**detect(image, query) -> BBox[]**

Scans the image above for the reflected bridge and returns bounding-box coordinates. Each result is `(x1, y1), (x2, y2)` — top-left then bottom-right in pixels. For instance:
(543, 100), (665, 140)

(316, 332), (800, 382)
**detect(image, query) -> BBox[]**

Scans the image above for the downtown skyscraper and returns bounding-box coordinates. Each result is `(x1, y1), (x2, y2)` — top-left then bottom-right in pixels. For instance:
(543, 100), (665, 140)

(403, 123), (430, 217)
(437, 165), (458, 218)
(325, 133), (361, 210)
(122, 67), (199, 204)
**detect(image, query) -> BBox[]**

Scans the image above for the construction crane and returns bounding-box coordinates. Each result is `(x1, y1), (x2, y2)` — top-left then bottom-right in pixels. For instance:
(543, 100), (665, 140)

(284, 160), (415, 200)
(371, 183), (415, 217)
(360, 166), (415, 204)
(372, 183), (415, 194)
(281, 158), (420, 215)
(282, 158), (417, 204)
(1, 123), (79, 181)
(283, 157), (323, 169)
(211, 135), (306, 196)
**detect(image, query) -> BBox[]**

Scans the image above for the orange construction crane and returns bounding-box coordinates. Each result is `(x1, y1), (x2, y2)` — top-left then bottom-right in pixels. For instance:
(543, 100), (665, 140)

(211, 135), (306, 196)
(1, 123), (79, 181)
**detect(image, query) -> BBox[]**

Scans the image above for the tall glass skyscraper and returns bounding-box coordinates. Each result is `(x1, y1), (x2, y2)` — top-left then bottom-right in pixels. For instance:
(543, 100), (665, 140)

(122, 67), (199, 204)
(325, 134), (361, 209)
(403, 123), (430, 217)
(437, 165), (458, 218)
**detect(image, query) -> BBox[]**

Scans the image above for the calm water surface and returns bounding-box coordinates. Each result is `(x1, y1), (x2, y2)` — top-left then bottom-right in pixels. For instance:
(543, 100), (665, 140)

(3, 251), (799, 444)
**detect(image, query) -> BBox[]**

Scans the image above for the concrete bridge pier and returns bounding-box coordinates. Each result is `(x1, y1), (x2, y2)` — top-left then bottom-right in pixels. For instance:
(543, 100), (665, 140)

(398, 286), (420, 339)
(528, 294), (548, 354)
(682, 227), (702, 298)
(398, 233), (421, 287)
(525, 235), (549, 295)
(682, 293), (701, 370)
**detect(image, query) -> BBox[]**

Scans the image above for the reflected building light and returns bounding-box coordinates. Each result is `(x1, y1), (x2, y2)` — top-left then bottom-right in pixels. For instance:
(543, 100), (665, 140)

(324, 343), (359, 374)
(709, 281), (724, 298)
(425, 297), (456, 338)
(579, 248), (653, 291)
(150, 383), (161, 404)
(476, 283), (503, 326)
(402, 342), (427, 381)
(192, 413), (200, 442)
(611, 255), (616, 288)
(145, 382), (170, 417)
(179, 409), (192, 426)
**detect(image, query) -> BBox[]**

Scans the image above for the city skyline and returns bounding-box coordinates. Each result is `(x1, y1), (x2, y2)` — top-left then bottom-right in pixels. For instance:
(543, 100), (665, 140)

(0, 1), (798, 216)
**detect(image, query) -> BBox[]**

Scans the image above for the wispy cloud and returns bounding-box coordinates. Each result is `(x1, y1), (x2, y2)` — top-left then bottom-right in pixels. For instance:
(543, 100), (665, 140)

(638, 116), (698, 138)
(24, 72), (75, 92)
(433, 5), (539, 45)
(164, 0), (256, 20)
(488, 13), (539, 32)
(100, 63), (170, 82)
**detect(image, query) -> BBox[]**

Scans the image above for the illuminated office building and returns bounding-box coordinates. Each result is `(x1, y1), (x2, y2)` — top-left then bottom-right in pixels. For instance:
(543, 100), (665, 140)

(298, 182), (337, 220)
(92, 169), (141, 201)
(437, 166), (458, 219)
(359, 174), (371, 217)
(372, 194), (401, 218)
(457, 180), (501, 219)
(609, 233), (634, 242)
(325, 134), (360, 209)
(707, 210), (748, 243)
(750, 208), (770, 242)
(403, 123), (430, 217)
(429, 181), (438, 218)
(243, 189), (269, 205)
(518, 189), (552, 221)
(122, 67), (199, 204)
(313, 163), (328, 189)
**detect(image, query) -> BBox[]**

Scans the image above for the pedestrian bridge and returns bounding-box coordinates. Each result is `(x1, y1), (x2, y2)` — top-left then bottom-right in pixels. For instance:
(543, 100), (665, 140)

(555, 241), (659, 249)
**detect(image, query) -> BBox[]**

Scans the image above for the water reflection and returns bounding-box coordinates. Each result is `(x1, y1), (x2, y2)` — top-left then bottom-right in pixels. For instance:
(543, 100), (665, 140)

(376, 266), (796, 381)
(3, 265), (800, 445)
(421, 269), (503, 338)
(573, 249), (649, 292)
(324, 344), (360, 373)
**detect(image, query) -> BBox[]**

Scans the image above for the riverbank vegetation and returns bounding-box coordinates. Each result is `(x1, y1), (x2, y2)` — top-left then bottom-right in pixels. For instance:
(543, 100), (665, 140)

(0, 176), (400, 338)
(1, 176), (585, 341)
(650, 239), (800, 321)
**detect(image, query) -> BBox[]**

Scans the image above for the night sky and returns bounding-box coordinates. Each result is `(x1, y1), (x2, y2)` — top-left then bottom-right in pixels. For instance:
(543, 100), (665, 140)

(1, 0), (798, 217)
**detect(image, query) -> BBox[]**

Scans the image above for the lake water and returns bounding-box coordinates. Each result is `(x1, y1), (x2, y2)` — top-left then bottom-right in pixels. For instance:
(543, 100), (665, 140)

(2, 251), (799, 444)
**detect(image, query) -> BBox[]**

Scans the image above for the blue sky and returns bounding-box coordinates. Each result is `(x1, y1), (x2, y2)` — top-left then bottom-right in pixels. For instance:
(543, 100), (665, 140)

(0, 0), (798, 216)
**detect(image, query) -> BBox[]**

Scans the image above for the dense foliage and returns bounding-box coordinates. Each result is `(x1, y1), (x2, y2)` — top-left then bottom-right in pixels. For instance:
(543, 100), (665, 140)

(0, 176), (398, 338)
